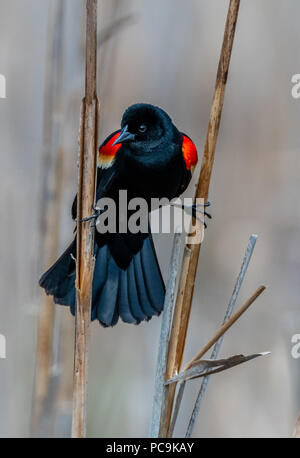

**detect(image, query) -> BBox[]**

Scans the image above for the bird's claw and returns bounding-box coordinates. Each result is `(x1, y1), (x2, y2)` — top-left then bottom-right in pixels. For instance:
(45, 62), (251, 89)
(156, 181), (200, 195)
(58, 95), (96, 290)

(194, 201), (211, 208)
(170, 201), (212, 229)
(191, 203), (212, 229)
(76, 205), (101, 226)
(191, 204), (212, 220)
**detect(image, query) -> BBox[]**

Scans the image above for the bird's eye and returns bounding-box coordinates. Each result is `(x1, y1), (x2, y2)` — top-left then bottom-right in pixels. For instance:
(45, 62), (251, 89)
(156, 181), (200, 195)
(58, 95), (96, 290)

(138, 124), (147, 133)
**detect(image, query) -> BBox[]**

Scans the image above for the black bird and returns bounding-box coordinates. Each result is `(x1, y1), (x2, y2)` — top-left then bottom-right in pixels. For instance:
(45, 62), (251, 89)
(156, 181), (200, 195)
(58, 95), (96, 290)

(39, 103), (199, 327)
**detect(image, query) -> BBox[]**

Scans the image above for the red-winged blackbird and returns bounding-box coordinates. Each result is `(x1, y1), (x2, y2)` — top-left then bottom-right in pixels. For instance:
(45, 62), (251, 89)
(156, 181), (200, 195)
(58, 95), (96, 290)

(39, 103), (198, 327)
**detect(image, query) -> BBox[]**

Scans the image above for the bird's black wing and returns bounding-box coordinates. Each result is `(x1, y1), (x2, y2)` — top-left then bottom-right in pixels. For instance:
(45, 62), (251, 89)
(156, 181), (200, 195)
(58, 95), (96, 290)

(71, 165), (120, 220)
(71, 130), (122, 220)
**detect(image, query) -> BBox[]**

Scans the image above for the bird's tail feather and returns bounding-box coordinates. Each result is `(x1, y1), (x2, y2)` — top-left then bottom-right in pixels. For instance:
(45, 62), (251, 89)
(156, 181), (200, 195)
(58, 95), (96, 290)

(39, 235), (165, 327)
(94, 234), (165, 326)
(39, 240), (76, 310)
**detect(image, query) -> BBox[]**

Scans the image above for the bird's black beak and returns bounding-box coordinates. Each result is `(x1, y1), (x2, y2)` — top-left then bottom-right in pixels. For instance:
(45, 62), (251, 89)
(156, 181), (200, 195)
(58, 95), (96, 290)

(112, 125), (135, 146)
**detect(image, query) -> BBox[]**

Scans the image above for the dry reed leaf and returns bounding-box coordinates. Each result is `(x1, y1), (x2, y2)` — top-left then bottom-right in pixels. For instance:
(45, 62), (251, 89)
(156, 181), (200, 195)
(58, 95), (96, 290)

(165, 352), (271, 385)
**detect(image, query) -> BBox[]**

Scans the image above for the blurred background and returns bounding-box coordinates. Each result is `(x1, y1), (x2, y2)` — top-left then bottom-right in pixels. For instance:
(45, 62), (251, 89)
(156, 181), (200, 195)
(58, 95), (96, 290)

(0, 0), (299, 438)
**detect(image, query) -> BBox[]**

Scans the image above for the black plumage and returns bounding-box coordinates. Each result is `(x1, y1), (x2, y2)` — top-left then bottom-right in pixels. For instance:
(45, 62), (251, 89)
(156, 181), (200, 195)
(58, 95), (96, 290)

(39, 103), (198, 327)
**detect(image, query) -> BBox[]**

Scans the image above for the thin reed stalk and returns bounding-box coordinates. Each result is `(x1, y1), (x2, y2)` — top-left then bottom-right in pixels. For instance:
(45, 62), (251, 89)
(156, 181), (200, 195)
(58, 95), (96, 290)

(159, 0), (241, 437)
(150, 232), (182, 438)
(31, 0), (65, 437)
(169, 285), (266, 436)
(72, 0), (99, 439)
(169, 234), (258, 436)
(184, 286), (266, 371)
(185, 234), (258, 437)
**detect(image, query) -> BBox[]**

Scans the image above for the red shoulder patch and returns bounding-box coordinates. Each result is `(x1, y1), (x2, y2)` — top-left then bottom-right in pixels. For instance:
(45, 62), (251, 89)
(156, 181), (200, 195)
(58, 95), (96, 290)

(98, 131), (122, 168)
(182, 135), (198, 172)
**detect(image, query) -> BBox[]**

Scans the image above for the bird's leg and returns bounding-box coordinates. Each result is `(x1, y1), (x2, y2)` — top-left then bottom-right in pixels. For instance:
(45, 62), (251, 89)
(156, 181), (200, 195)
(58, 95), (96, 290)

(191, 203), (212, 220)
(192, 201), (211, 207)
(192, 201), (211, 209)
(76, 205), (101, 227)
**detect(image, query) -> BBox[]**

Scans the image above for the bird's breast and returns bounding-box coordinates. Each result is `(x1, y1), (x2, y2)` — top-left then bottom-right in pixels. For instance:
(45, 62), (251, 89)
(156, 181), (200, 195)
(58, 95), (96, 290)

(120, 152), (188, 201)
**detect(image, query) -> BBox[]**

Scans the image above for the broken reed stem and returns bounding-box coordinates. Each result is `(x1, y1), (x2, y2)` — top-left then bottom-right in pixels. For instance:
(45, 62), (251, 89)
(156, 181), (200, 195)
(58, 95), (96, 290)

(169, 284), (266, 437)
(160, 0), (241, 437)
(169, 234), (258, 437)
(72, 0), (99, 439)
(150, 232), (182, 438)
(31, 0), (65, 437)
(185, 234), (258, 437)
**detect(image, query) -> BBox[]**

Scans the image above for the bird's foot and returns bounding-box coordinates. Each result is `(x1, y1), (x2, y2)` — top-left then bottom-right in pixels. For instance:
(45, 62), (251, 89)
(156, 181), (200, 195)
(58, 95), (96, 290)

(171, 201), (212, 229)
(76, 205), (101, 227)
(191, 203), (212, 228)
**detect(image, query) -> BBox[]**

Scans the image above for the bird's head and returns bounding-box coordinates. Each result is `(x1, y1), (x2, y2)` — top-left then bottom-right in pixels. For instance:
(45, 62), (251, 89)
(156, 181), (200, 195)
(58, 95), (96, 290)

(112, 103), (176, 151)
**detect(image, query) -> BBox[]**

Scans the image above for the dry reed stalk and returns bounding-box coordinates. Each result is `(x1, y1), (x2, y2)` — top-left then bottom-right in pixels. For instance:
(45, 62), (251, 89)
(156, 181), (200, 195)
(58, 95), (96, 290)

(31, 0), (65, 436)
(167, 235), (258, 436)
(53, 4), (131, 437)
(168, 285), (266, 436)
(72, 0), (99, 439)
(183, 286), (266, 372)
(150, 232), (182, 437)
(185, 234), (258, 436)
(159, 0), (241, 437)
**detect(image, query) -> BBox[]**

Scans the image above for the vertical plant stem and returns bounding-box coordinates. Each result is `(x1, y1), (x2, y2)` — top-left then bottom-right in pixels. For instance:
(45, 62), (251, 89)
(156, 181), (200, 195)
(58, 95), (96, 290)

(150, 232), (182, 438)
(158, 245), (192, 437)
(159, 0), (241, 437)
(169, 234), (257, 437)
(31, 0), (65, 437)
(185, 234), (257, 437)
(168, 381), (186, 437)
(72, 0), (99, 439)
